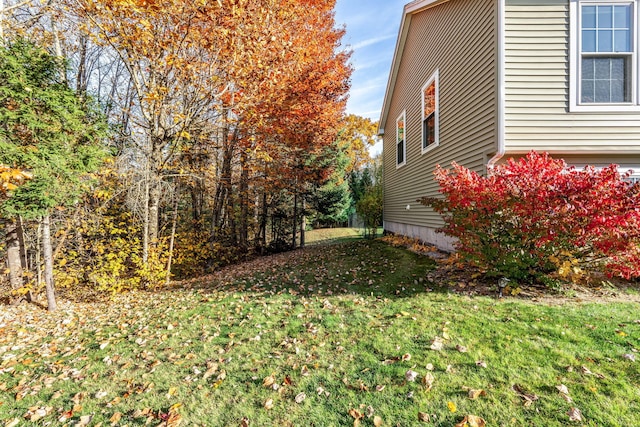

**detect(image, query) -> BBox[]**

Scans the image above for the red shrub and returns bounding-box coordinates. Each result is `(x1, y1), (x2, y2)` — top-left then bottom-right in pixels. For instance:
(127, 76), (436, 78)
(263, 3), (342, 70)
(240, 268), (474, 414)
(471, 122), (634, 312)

(419, 152), (640, 282)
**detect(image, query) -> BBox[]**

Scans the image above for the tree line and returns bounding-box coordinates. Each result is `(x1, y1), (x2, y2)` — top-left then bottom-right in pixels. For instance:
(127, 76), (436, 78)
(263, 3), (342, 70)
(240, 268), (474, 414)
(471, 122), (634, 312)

(0, 0), (381, 310)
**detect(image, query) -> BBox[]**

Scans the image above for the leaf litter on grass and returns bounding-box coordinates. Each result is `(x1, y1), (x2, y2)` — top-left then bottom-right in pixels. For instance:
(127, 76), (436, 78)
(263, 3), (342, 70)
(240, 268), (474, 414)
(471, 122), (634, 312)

(1, 239), (639, 426)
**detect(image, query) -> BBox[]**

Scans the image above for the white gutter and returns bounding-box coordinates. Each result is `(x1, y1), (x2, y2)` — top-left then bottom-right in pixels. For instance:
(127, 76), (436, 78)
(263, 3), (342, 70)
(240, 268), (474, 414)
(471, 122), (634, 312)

(488, 0), (506, 171)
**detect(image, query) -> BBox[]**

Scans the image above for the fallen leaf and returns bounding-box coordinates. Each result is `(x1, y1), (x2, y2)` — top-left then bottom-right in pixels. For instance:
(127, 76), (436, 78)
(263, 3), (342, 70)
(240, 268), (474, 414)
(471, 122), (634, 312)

(422, 372), (435, 391)
(402, 353), (411, 361)
(430, 337), (444, 351)
(512, 384), (539, 407)
(418, 412), (430, 422)
(373, 415), (383, 426)
(132, 408), (152, 418)
(556, 384), (572, 402)
(263, 398), (274, 410)
(468, 389), (486, 400)
(25, 407), (49, 422)
(455, 415), (487, 427)
(295, 392), (306, 404)
(166, 403), (183, 427)
(426, 363), (434, 371)
(72, 392), (85, 404)
(110, 412), (122, 425)
(447, 401), (457, 413)
(77, 414), (93, 427)
(568, 407), (583, 422)
(623, 353), (636, 362)
(375, 385), (385, 392)
(240, 417), (249, 427)
(263, 375), (275, 388)
(203, 364), (219, 380)
(167, 387), (178, 398)
(4, 419), (20, 427)
(58, 410), (73, 423)
(405, 369), (418, 382)
(349, 408), (363, 420)
(475, 360), (487, 368)
(456, 344), (468, 353)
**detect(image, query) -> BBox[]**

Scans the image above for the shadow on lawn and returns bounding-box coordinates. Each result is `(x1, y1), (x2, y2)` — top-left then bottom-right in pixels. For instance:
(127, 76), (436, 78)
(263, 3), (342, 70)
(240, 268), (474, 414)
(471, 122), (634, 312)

(170, 239), (443, 300)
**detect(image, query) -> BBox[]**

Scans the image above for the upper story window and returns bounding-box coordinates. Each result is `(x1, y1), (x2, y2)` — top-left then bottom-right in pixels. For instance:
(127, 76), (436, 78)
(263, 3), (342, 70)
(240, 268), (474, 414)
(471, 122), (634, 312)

(581, 4), (633, 102)
(396, 111), (406, 167)
(421, 70), (439, 153)
(570, 0), (640, 111)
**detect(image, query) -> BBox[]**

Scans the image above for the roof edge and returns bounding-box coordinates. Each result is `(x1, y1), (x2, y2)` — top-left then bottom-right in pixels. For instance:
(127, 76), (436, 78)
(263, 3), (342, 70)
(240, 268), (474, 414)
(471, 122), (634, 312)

(377, 0), (451, 136)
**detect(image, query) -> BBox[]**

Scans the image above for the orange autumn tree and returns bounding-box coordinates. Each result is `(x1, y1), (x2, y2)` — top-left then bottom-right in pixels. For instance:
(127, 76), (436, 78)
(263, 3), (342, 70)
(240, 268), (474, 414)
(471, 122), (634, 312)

(221, 0), (351, 249)
(339, 114), (378, 173)
(60, 0), (351, 281)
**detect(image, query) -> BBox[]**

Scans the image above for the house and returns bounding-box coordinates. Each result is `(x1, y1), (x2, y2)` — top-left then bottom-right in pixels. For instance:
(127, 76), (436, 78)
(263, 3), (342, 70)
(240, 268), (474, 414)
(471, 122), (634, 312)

(378, 0), (640, 251)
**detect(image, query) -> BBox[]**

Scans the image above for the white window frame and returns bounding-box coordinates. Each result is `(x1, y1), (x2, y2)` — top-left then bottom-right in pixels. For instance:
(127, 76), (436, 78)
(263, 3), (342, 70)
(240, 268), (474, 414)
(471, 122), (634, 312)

(570, 0), (640, 112)
(623, 167), (640, 182)
(396, 110), (406, 168)
(421, 70), (440, 154)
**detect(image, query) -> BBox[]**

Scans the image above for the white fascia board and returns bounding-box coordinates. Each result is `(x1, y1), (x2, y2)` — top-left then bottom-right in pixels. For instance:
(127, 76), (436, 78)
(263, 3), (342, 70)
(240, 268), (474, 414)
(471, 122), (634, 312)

(377, 0), (450, 136)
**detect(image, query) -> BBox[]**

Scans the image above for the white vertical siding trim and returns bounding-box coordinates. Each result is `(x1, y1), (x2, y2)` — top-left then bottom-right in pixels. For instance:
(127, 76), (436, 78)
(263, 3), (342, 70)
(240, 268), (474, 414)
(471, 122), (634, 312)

(489, 0), (507, 170)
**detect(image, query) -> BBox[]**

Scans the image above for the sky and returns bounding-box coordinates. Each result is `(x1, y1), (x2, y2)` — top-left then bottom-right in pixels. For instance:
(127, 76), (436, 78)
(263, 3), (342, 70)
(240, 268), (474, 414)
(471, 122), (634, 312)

(334, 0), (407, 154)
(334, 0), (407, 121)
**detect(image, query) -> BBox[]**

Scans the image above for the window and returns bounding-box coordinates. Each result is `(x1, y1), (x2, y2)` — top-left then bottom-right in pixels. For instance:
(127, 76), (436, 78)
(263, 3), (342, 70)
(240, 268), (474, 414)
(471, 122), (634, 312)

(421, 70), (439, 152)
(396, 111), (406, 167)
(626, 174), (640, 183)
(571, 0), (640, 111)
(581, 4), (632, 102)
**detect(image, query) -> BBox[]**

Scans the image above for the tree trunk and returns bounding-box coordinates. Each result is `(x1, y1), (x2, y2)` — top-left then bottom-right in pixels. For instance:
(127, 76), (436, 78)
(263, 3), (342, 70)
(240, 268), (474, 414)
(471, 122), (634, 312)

(17, 216), (31, 302)
(165, 185), (179, 285)
(5, 219), (24, 292)
(239, 149), (249, 251)
(258, 191), (268, 250)
(76, 35), (88, 94)
(148, 176), (161, 244)
(142, 174), (150, 264)
(212, 140), (233, 241)
(292, 190), (298, 249)
(300, 197), (306, 248)
(42, 215), (57, 312)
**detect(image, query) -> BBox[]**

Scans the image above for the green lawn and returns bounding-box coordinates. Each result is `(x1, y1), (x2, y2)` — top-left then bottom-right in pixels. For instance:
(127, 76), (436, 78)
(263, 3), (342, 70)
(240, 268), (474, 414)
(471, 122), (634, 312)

(1, 239), (638, 426)
(304, 227), (363, 246)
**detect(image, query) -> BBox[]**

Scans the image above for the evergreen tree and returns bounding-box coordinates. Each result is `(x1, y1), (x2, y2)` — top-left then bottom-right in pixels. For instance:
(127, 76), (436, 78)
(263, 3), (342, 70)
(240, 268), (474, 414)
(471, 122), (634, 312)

(0, 38), (107, 310)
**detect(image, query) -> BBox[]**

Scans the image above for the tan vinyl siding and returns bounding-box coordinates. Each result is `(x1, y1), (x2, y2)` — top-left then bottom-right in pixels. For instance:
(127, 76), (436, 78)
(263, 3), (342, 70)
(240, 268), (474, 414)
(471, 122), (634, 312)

(504, 0), (640, 154)
(382, 0), (498, 230)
